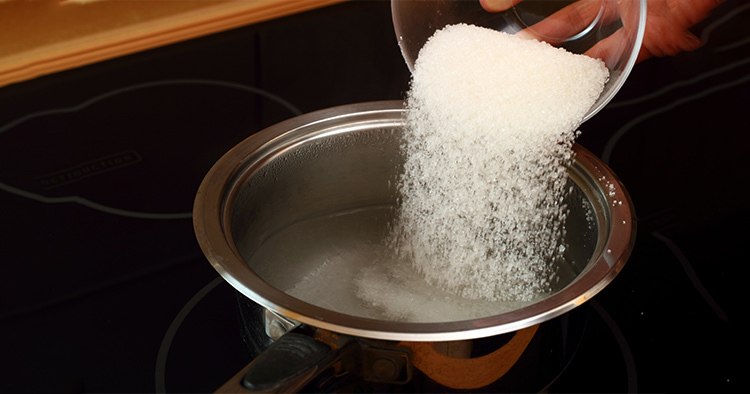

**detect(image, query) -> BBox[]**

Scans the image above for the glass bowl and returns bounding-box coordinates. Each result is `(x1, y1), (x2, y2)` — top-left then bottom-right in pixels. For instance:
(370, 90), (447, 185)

(391, 0), (646, 121)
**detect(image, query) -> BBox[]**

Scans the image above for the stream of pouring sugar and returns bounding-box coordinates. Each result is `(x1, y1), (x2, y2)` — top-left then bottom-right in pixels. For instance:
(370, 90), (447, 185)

(290, 23), (609, 322)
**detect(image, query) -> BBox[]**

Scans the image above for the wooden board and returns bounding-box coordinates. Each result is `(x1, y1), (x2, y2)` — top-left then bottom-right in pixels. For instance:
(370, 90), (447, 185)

(0, 0), (346, 87)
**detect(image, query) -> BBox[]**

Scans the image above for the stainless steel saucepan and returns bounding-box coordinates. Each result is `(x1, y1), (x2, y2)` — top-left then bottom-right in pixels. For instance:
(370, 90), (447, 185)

(192, 100), (636, 392)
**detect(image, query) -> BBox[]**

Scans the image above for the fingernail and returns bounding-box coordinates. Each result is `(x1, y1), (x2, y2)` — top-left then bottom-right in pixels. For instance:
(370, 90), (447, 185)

(480, 0), (516, 12)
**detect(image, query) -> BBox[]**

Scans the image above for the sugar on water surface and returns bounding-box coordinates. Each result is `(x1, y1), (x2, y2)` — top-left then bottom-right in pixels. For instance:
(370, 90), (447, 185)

(380, 23), (609, 303)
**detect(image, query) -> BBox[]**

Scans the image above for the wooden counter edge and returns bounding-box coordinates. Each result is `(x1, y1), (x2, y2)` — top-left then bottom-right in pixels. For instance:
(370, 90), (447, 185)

(0, 0), (346, 88)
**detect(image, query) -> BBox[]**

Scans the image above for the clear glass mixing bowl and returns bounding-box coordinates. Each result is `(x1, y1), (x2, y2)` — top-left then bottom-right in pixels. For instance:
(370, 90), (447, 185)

(391, 0), (646, 121)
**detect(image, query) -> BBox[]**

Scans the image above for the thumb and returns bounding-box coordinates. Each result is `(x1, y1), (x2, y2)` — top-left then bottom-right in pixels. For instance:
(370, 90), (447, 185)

(480, 0), (522, 12)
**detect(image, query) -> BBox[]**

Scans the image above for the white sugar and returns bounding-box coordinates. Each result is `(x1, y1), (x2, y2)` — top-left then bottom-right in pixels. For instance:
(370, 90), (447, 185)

(354, 254), (528, 322)
(387, 24), (609, 302)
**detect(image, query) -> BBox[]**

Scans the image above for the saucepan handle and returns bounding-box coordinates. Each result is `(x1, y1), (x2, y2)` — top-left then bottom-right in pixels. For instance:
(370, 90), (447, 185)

(215, 332), (352, 393)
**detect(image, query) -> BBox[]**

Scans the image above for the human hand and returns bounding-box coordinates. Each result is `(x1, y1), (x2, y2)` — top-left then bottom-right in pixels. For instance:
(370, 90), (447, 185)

(480, 0), (724, 63)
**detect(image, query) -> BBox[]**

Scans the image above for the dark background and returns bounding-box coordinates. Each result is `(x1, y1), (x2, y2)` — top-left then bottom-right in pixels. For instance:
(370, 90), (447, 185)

(1, 1), (747, 393)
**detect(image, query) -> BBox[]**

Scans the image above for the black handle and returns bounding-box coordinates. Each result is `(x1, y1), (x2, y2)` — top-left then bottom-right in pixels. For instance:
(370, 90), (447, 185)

(242, 332), (334, 392)
(214, 330), (413, 393)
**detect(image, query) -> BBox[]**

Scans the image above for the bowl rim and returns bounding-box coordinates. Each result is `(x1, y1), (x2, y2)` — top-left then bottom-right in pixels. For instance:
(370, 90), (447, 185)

(390, 0), (648, 123)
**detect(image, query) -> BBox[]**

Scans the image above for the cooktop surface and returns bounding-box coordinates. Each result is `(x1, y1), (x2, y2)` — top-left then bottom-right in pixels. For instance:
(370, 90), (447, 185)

(1, 1), (747, 393)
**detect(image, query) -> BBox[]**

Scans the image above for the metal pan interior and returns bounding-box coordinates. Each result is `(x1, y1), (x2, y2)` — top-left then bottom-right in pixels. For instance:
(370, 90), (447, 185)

(193, 100), (636, 342)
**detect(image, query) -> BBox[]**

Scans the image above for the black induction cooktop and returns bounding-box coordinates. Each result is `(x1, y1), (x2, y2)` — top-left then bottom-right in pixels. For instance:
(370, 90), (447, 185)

(1, 1), (747, 393)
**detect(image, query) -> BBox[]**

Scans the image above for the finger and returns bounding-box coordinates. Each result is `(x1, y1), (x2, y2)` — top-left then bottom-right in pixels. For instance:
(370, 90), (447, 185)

(641, 28), (704, 59)
(480, 0), (523, 13)
(585, 28), (627, 64)
(523, 0), (615, 44)
(644, 0), (723, 30)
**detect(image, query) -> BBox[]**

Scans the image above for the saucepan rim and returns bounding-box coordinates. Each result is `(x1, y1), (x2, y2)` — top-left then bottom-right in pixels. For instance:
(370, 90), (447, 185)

(192, 100), (636, 342)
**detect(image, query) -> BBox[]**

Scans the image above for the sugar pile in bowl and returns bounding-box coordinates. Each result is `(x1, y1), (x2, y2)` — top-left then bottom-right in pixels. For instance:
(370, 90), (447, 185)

(385, 23), (609, 303)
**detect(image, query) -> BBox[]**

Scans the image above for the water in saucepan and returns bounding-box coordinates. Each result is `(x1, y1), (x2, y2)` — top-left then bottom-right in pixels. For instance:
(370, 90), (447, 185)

(249, 205), (583, 323)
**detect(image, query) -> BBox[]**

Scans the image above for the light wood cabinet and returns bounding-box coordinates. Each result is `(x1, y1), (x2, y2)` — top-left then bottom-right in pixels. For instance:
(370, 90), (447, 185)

(0, 0), (344, 87)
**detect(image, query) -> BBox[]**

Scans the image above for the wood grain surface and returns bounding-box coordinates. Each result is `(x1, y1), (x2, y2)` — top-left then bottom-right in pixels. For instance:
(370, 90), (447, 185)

(0, 0), (345, 87)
